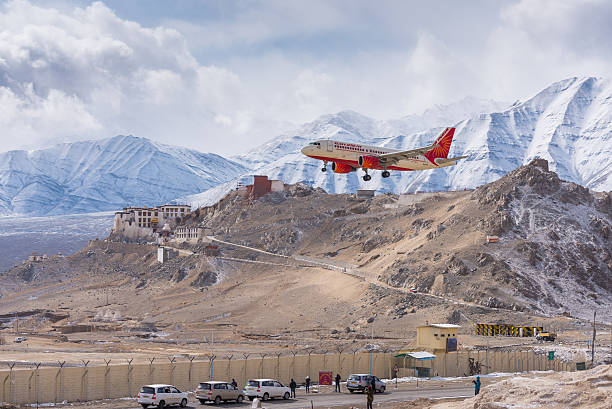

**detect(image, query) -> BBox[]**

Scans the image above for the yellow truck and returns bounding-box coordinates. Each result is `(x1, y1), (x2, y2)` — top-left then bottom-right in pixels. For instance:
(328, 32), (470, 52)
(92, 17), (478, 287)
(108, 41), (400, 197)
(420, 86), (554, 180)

(536, 332), (556, 341)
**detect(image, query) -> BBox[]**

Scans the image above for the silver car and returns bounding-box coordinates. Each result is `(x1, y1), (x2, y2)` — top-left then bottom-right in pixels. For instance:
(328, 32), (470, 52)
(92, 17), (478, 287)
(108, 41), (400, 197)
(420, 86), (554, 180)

(196, 381), (244, 404)
(346, 374), (386, 393)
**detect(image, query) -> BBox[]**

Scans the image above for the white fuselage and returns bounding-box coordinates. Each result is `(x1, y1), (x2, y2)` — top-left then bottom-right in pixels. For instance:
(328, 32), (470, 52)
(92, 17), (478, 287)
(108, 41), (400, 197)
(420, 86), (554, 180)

(301, 140), (447, 170)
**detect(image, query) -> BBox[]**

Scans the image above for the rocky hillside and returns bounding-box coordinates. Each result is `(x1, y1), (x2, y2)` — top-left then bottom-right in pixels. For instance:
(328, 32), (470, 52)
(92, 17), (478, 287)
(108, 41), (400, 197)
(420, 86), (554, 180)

(182, 159), (611, 320)
(0, 160), (609, 342)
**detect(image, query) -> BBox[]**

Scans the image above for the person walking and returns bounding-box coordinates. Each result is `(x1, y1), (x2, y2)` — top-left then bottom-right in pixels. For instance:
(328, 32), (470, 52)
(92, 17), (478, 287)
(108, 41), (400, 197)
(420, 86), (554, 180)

(472, 375), (481, 395)
(305, 376), (310, 393)
(231, 379), (238, 388)
(289, 378), (297, 398)
(334, 373), (341, 393)
(366, 385), (374, 409)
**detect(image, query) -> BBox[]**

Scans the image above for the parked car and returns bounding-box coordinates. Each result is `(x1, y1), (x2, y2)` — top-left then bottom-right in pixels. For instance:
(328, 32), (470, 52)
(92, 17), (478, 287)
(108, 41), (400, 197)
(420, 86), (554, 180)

(243, 379), (291, 401)
(196, 381), (244, 404)
(346, 374), (386, 393)
(14, 336), (27, 343)
(137, 384), (188, 408)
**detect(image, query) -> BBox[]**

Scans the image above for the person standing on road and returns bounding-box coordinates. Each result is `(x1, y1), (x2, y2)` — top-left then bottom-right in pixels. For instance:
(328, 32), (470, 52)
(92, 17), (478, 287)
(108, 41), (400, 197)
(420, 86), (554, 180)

(290, 378), (297, 398)
(231, 379), (238, 388)
(335, 373), (341, 393)
(366, 385), (374, 409)
(472, 375), (481, 395)
(305, 376), (310, 393)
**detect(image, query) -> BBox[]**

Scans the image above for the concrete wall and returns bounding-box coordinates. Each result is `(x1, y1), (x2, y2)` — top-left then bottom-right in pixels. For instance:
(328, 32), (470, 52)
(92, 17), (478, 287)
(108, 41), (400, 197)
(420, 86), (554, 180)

(0, 351), (574, 405)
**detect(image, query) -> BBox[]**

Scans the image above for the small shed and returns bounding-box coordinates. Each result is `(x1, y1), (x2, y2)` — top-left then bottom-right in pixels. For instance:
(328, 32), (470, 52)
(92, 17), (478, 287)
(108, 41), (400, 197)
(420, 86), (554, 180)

(395, 351), (436, 377)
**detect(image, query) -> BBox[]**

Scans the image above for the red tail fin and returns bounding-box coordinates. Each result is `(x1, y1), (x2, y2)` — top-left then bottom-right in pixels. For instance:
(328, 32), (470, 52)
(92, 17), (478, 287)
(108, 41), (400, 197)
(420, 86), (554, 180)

(426, 127), (455, 160)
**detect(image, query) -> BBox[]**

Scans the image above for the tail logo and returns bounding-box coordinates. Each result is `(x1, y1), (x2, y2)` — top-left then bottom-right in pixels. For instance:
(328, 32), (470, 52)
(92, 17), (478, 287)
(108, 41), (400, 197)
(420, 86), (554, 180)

(425, 127), (455, 162)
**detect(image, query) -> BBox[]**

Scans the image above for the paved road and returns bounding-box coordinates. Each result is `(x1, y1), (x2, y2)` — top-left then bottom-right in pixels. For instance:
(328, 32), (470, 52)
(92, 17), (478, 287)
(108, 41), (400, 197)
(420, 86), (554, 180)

(82, 387), (472, 409)
(236, 387), (472, 409)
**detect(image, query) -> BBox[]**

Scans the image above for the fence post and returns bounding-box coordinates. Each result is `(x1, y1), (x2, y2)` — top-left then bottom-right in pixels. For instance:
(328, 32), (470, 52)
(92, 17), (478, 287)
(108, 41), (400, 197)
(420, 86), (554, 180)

(508, 350), (512, 372)
(336, 347), (344, 377)
(291, 351), (298, 380)
(276, 353), (282, 380)
(242, 354), (250, 387)
(7, 362), (15, 404)
(259, 354), (267, 378)
(35, 363), (41, 408)
(307, 350), (314, 381)
(352, 349), (358, 374)
(209, 355), (216, 381)
(148, 358), (156, 384)
(104, 359), (112, 399)
(81, 360), (90, 402)
(127, 358), (134, 397)
(225, 355), (233, 384)
(56, 361), (65, 404)
(28, 369), (34, 404)
(168, 357), (176, 385)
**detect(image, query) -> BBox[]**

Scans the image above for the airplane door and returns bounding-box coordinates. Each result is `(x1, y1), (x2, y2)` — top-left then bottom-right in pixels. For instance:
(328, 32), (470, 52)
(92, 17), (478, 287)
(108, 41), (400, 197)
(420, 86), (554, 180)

(327, 141), (333, 152)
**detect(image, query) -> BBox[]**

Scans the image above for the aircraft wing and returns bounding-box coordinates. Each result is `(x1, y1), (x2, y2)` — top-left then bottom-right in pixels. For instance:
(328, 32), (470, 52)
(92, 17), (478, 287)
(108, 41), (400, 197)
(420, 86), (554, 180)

(378, 144), (440, 165)
(435, 155), (468, 164)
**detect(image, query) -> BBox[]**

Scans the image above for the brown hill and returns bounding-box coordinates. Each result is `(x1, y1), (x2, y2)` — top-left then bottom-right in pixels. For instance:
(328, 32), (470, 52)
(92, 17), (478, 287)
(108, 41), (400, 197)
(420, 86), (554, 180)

(0, 160), (609, 352)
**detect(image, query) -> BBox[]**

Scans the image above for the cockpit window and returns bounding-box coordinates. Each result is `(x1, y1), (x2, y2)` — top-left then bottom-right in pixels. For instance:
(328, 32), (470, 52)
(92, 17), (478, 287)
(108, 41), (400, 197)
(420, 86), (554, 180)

(309, 142), (321, 146)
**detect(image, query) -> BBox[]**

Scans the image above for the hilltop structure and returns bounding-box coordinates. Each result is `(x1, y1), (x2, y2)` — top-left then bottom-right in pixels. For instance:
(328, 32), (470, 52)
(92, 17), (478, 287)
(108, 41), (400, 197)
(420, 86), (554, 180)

(111, 204), (191, 241)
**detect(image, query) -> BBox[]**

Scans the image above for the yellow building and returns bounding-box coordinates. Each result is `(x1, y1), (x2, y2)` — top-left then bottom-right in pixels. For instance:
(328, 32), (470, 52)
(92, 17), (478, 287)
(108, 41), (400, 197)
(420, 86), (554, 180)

(416, 323), (460, 353)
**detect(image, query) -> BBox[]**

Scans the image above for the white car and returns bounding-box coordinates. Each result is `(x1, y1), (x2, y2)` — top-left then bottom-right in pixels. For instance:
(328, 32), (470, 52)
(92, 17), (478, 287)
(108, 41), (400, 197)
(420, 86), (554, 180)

(244, 379), (291, 401)
(138, 384), (188, 408)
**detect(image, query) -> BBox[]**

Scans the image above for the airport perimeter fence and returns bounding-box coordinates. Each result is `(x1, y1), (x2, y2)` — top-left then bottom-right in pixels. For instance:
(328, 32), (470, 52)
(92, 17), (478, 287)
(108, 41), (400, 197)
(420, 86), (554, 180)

(0, 350), (573, 405)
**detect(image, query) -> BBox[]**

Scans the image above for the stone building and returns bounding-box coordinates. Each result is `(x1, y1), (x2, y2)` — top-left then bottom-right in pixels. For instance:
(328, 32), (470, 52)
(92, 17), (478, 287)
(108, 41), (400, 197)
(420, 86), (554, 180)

(112, 204), (191, 241)
(237, 175), (284, 199)
(174, 225), (210, 243)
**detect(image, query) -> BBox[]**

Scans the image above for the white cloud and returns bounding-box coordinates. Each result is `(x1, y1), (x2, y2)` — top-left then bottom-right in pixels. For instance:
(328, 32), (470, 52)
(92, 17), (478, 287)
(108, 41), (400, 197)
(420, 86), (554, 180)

(0, 0), (610, 155)
(0, 0), (250, 153)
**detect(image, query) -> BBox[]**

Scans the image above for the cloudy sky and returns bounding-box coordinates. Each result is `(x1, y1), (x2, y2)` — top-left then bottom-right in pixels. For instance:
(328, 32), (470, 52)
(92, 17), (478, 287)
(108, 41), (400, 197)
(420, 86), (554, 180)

(0, 0), (611, 155)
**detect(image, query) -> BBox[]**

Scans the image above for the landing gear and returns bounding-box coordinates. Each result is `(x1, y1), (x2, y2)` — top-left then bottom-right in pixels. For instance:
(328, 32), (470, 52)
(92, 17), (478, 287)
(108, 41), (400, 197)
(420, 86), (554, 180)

(362, 170), (372, 181)
(322, 161), (328, 172)
(382, 170), (390, 178)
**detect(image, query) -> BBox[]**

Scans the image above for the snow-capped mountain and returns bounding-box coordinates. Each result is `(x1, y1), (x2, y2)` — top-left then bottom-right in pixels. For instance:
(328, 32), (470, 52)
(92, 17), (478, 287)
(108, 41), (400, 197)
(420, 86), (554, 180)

(232, 98), (507, 170)
(190, 77), (611, 206)
(0, 135), (248, 216)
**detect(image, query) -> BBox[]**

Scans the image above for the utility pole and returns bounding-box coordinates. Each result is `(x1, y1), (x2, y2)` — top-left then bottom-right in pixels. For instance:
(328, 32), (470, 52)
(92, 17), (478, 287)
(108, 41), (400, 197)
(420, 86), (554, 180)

(591, 310), (596, 368)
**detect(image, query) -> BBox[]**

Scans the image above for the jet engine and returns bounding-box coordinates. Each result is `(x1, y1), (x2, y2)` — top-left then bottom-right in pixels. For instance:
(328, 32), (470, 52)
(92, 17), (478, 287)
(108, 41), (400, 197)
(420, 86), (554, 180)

(331, 162), (354, 173)
(358, 155), (380, 169)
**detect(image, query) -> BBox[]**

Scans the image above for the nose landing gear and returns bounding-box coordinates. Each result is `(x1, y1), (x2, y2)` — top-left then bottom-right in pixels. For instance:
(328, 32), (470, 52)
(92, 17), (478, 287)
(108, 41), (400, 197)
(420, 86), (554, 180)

(382, 170), (390, 178)
(322, 161), (328, 172)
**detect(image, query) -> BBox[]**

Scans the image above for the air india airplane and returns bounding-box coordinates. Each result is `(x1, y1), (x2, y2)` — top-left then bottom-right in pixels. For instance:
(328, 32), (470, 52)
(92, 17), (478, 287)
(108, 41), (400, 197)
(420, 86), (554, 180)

(300, 127), (467, 181)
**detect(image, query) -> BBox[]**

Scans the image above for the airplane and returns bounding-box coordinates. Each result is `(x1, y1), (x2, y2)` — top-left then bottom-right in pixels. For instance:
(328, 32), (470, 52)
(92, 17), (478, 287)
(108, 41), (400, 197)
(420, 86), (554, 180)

(300, 127), (467, 181)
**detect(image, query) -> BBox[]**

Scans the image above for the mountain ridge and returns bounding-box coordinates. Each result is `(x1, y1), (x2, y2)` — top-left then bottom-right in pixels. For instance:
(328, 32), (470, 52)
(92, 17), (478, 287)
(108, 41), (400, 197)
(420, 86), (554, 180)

(188, 76), (610, 208)
(0, 135), (248, 216)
